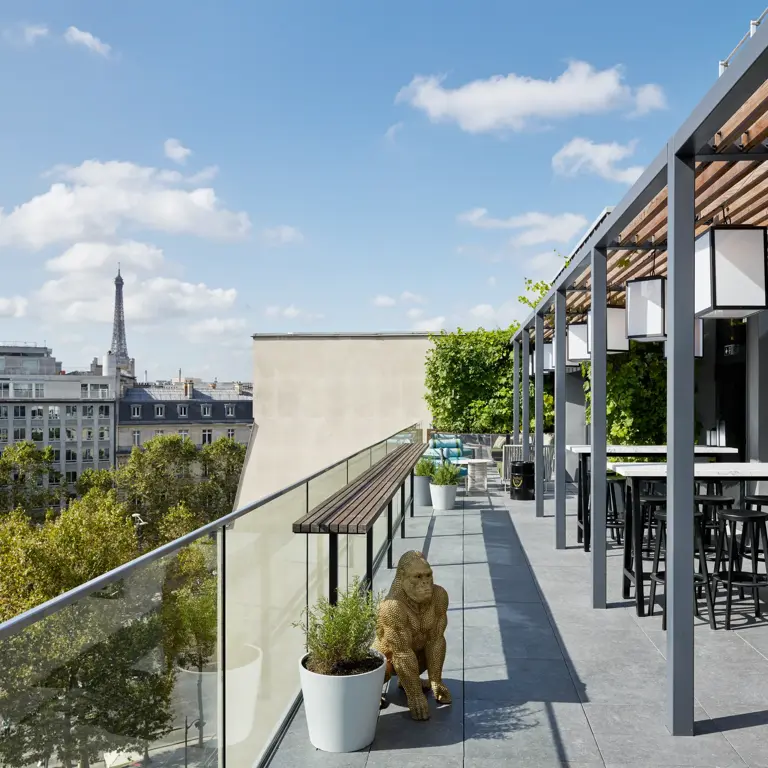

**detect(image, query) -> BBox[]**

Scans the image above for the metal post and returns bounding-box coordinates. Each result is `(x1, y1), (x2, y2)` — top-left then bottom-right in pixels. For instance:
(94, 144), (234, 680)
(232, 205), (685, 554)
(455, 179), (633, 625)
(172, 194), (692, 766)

(667, 146), (695, 736)
(410, 471), (415, 516)
(400, 483), (406, 537)
(366, 528), (374, 591)
(590, 248), (607, 609)
(535, 314), (545, 517)
(328, 533), (339, 604)
(387, 500), (394, 569)
(555, 290), (567, 549)
(522, 331), (530, 461)
(513, 340), (521, 445)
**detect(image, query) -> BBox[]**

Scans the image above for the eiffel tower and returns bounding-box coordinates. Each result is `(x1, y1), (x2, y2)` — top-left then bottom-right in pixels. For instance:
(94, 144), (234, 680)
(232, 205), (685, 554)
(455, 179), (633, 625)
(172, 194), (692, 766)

(110, 265), (130, 370)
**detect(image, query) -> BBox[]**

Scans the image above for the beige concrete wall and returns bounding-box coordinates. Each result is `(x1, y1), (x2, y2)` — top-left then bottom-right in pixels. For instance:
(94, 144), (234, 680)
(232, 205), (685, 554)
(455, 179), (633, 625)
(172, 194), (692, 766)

(236, 333), (432, 505)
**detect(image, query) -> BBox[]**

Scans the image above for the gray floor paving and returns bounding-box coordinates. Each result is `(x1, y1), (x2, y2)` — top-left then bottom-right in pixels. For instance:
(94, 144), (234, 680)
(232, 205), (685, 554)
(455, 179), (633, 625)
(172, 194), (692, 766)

(269, 473), (768, 767)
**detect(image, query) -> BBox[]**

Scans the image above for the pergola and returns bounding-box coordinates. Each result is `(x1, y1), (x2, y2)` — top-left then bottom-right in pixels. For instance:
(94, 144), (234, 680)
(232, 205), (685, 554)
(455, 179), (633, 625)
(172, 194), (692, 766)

(511, 20), (768, 736)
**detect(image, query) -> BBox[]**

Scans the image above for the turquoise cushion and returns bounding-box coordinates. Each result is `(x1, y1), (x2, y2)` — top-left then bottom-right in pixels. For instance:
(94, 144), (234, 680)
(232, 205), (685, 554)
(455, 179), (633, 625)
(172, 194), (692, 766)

(429, 438), (462, 449)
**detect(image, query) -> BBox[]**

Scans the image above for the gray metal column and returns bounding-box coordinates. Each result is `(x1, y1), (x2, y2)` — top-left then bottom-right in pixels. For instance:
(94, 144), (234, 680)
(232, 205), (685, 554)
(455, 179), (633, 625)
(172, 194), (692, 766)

(590, 248), (607, 609)
(513, 340), (520, 445)
(667, 146), (695, 736)
(522, 330), (530, 461)
(535, 314), (544, 517)
(555, 291), (567, 548)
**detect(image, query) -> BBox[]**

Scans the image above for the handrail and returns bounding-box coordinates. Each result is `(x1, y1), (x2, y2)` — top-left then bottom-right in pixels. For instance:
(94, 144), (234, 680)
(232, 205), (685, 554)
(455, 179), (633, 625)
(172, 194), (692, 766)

(720, 8), (768, 74)
(0, 422), (421, 640)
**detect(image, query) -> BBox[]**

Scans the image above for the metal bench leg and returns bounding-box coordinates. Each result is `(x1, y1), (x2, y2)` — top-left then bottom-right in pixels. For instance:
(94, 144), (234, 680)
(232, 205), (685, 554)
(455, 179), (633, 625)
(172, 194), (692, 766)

(410, 471), (415, 517)
(387, 500), (394, 569)
(329, 533), (338, 605)
(400, 484), (406, 538)
(366, 529), (374, 591)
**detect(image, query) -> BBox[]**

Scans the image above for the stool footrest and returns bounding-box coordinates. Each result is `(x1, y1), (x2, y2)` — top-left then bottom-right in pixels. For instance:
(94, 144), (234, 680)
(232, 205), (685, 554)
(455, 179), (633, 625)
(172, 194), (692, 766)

(712, 571), (768, 589)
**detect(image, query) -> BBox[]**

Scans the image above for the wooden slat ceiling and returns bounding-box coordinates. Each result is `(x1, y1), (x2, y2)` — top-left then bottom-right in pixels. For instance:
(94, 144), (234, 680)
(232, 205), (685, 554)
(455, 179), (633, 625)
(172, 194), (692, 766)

(539, 78), (768, 339)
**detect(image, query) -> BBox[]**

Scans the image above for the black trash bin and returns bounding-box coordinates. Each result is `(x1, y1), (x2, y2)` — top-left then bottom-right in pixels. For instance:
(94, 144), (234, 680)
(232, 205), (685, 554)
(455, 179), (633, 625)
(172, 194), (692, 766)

(509, 461), (535, 500)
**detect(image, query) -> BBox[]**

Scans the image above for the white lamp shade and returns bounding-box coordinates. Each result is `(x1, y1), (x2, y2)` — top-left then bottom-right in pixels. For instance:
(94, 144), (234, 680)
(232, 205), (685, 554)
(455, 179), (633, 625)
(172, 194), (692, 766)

(664, 318), (704, 359)
(694, 226), (768, 318)
(529, 343), (555, 375)
(552, 337), (581, 369)
(566, 324), (590, 362)
(626, 277), (666, 341)
(587, 307), (629, 354)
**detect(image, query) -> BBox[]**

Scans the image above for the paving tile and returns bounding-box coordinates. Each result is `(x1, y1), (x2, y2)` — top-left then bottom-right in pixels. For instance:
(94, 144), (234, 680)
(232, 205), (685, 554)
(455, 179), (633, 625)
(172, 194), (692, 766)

(463, 535), (529, 567)
(464, 562), (542, 603)
(582, 703), (712, 737)
(464, 659), (581, 703)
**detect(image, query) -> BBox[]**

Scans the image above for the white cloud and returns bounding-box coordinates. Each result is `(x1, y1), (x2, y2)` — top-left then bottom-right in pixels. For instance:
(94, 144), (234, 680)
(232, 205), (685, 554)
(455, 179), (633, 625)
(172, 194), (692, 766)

(552, 137), (644, 185)
(64, 26), (111, 57)
(487, 276), (497, 287)
(467, 301), (523, 329)
(23, 25), (48, 44)
(46, 241), (165, 273)
(406, 308), (424, 319)
(396, 60), (665, 133)
(412, 316), (445, 332)
(3, 24), (49, 46)
(164, 138), (192, 164)
(373, 295), (397, 307)
(0, 159), (250, 250)
(400, 290), (425, 304)
(261, 225), (305, 246)
(187, 317), (247, 336)
(526, 250), (567, 278)
(264, 305), (323, 321)
(0, 296), (28, 318)
(458, 208), (588, 246)
(385, 122), (403, 142)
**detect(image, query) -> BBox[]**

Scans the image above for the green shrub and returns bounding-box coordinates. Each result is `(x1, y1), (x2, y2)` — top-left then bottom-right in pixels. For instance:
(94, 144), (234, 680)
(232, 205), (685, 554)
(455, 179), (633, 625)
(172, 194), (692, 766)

(431, 462), (462, 486)
(415, 457), (436, 477)
(295, 577), (381, 676)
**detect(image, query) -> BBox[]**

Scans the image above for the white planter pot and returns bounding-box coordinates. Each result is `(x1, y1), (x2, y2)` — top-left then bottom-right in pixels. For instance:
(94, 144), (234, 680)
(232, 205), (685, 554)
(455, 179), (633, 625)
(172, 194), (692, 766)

(299, 650), (385, 753)
(414, 474), (432, 507)
(430, 483), (457, 511)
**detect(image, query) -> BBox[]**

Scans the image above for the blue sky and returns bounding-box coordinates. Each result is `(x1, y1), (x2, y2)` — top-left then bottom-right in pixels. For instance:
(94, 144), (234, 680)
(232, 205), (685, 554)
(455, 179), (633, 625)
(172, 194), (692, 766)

(0, 1), (762, 381)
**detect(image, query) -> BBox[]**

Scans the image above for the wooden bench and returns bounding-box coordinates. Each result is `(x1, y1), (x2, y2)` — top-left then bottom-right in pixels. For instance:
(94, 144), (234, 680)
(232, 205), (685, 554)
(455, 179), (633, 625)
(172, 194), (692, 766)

(292, 442), (425, 602)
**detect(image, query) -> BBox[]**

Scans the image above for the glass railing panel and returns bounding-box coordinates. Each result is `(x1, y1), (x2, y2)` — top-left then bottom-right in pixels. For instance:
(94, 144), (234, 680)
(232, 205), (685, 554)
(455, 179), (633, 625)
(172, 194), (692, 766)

(346, 534), (367, 588)
(0, 532), (222, 768)
(347, 449), (371, 481)
(223, 484), (306, 767)
(307, 461), (347, 509)
(370, 441), (387, 464)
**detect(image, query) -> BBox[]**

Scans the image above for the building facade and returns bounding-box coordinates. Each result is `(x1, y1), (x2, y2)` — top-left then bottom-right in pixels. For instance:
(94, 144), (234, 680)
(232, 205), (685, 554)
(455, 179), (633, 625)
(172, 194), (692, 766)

(0, 344), (119, 491)
(116, 379), (253, 464)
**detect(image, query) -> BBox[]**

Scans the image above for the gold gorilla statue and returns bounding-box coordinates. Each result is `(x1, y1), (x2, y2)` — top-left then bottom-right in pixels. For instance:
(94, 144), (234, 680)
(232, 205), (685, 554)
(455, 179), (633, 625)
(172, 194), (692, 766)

(373, 550), (451, 720)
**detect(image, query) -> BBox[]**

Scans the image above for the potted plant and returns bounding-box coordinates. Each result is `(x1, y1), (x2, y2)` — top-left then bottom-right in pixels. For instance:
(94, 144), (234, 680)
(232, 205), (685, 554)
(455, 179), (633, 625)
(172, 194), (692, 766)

(413, 457), (436, 507)
(429, 462), (462, 511)
(295, 578), (385, 753)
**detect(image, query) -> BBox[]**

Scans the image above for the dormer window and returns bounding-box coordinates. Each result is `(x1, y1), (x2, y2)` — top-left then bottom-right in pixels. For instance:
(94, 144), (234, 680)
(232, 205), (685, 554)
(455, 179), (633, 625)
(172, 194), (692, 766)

(131, 405), (142, 418)
(178, 405), (188, 418)
(225, 404), (235, 417)
(201, 405), (211, 418)
(155, 405), (165, 418)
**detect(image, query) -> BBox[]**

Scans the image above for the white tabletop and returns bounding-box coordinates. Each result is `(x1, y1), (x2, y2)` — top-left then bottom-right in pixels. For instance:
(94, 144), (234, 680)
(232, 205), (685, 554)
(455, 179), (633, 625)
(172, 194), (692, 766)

(612, 462), (768, 479)
(566, 445), (738, 456)
(456, 458), (495, 465)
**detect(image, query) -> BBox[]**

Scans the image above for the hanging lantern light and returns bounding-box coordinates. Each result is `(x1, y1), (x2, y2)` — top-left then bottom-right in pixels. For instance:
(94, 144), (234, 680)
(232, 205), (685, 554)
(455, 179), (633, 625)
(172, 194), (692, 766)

(553, 336), (581, 371)
(626, 249), (666, 341)
(694, 225), (768, 318)
(587, 307), (630, 354)
(529, 343), (555, 376)
(566, 323), (590, 362)
(664, 318), (704, 359)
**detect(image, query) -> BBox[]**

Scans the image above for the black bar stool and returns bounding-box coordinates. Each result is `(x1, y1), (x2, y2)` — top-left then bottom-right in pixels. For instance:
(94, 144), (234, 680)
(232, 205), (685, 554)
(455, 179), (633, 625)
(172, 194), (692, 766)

(712, 507), (768, 630)
(648, 508), (715, 630)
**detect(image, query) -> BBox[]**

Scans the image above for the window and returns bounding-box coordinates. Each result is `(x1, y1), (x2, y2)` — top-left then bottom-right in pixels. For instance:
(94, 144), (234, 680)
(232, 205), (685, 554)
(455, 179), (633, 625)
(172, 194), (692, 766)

(65, 471), (77, 484)
(49, 427), (60, 440)
(65, 427), (77, 441)
(225, 404), (235, 417)
(178, 405), (188, 418)
(30, 406), (43, 420)
(13, 427), (25, 440)
(66, 405), (78, 418)
(82, 427), (94, 441)
(202, 428), (213, 445)
(13, 405), (25, 419)
(98, 405), (110, 418)
(99, 446), (110, 461)
(132, 430), (141, 446)
(154, 429), (165, 437)
(0, 428), (6, 443)
(82, 447), (93, 461)
(83, 405), (94, 418)
(0, 405), (6, 419)
(201, 405), (211, 418)
(131, 405), (142, 418)
(65, 448), (78, 462)
(31, 427), (43, 442)
(52, 449), (60, 463)
(48, 405), (60, 420)
(34, 383), (45, 398)
(91, 383), (109, 398)
(227, 428), (236, 439)
(99, 426), (110, 441)
(155, 405), (165, 418)
(0, 382), (8, 397)
(49, 472), (60, 485)
(178, 429), (189, 439)
(13, 383), (32, 398)
(81, 384), (88, 398)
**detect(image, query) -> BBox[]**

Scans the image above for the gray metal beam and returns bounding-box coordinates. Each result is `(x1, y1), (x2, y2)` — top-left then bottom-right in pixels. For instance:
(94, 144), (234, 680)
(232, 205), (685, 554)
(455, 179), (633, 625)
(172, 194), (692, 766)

(590, 248), (607, 610)
(535, 314), (545, 517)
(513, 341), (520, 445)
(666, 145), (696, 737)
(555, 290), (567, 548)
(522, 331), (530, 462)
(695, 151), (768, 162)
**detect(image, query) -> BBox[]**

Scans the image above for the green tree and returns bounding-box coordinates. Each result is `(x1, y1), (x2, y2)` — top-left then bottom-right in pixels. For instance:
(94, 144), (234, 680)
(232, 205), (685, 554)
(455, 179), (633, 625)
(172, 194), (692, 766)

(196, 437), (247, 522)
(75, 468), (114, 497)
(0, 442), (62, 517)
